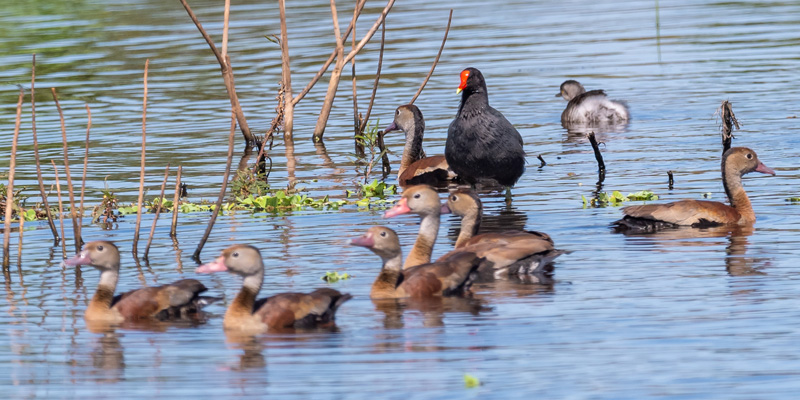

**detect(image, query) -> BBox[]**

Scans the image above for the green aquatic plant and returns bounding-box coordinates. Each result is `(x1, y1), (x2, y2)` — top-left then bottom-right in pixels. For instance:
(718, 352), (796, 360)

(321, 271), (352, 283)
(786, 197), (800, 203)
(463, 374), (481, 388)
(582, 190), (659, 208)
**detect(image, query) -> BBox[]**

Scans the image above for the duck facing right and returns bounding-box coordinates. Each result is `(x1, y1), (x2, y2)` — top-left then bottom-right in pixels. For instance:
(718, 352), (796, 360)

(613, 147), (775, 233)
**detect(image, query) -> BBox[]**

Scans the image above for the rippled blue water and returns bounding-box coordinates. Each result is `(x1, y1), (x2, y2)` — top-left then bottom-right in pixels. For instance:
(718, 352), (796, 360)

(2, 0), (800, 397)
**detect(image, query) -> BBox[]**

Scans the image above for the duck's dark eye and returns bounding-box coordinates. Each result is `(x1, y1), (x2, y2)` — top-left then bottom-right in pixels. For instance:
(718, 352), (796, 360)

(413, 193), (421, 199)
(232, 252), (239, 258)
(380, 231), (387, 237)
(451, 195), (458, 201)
(97, 245), (104, 251)
(396, 110), (399, 115)
(746, 153), (753, 159)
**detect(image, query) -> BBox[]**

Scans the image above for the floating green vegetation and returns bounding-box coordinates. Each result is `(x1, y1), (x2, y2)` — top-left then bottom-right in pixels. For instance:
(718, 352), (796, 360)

(582, 190), (659, 208)
(346, 179), (397, 208)
(321, 271), (352, 283)
(0, 184), (53, 222)
(463, 374), (481, 388)
(786, 197), (800, 203)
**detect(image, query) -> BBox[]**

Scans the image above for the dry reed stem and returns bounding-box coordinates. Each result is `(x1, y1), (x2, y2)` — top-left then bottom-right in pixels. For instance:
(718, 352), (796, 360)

(50, 160), (67, 258)
(170, 166), (182, 237)
(291, 0), (367, 106)
(313, 0), (396, 140)
(78, 104), (91, 247)
(144, 164), (170, 259)
(410, 9), (453, 104)
(222, 0), (231, 59)
(179, 0), (254, 145)
(132, 59), (149, 258)
(350, 2), (363, 156)
(193, 111), (237, 261)
(277, 0), (294, 137)
(51, 88), (81, 253)
(360, 21), (385, 133)
(2, 88), (24, 268)
(17, 218), (24, 267)
(30, 54), (59, 241)
(718, 100), (739, 153)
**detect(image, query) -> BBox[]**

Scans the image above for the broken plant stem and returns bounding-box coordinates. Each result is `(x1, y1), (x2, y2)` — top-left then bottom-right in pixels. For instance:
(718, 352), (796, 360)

(193, 111), (237, 261)
(78, 104), (91, 249)
(170, 166), (182, 237)
(133, 59), (149, 258)
(51, 88), (81, 254)
(2, 88), (23, 268)
(360, 21), (385, 134)
(144, 164), (170, 260)
(30, 54), (59, 241)
(51, 160), (67, 259)
(410, 9), (453, 104)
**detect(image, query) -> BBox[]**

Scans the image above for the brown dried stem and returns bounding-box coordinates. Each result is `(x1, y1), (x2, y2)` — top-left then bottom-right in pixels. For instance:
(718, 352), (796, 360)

(144, 164), (170, 260)
(291, 0), (367, 106)
(360, 21), (385, 134)
(179, 0), (254, 145)
(278, 0), (294, 138)
(51, 88), (81, 254)
(410, 9), (453, 104)
(170, 166), (182, 237)
(132, 59), (149, 258)
(313, 0), (396, 141)
(78, 104), (91, 248)
(2, 88), (23, 268)
(30, 55), (59, 241)
(350, 3), (364, 156)
(193, 111), (237, 261)
(51, 160), (67, 258)
(718, 100), (739, 153)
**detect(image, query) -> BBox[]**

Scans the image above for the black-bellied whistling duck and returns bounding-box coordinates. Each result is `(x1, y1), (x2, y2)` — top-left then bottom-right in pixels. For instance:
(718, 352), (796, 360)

(64, 241), (218, 324)
(383, 185), (442, 268)
(196, 244), (351, 333)
(384, 104), (455, 186)
(614, 147), (775, 232)
(556, 80), (629, 124)
(350, 226), (481, 299)
(438, 189), (565, 280)
(446, 67), (526, 187)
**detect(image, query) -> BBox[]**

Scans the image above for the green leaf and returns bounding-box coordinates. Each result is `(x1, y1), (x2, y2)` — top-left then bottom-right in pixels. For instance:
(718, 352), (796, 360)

(464, 374), (480, 388)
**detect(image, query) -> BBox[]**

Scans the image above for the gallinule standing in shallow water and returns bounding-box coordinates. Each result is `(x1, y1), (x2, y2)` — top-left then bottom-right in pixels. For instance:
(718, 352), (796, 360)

(446, 68), (526, 187)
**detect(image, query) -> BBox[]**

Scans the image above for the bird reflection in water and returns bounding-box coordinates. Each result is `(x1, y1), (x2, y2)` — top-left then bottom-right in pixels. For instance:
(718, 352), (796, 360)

(619, 225), (769, 276)
(560, 121), (629, 146)
(372, 296), (489, 330)
(86, 326), (125, 383)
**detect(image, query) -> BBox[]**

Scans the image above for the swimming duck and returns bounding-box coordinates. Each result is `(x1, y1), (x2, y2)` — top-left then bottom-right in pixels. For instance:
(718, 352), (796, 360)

(556, 80), (629, 124)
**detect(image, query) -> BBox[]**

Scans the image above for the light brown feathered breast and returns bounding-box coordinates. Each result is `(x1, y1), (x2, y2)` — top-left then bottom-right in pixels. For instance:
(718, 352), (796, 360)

(399, 156), (453, 186)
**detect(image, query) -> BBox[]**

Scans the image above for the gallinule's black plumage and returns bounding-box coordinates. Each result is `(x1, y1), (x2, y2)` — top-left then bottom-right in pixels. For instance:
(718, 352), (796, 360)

(446, 68), (526, 187)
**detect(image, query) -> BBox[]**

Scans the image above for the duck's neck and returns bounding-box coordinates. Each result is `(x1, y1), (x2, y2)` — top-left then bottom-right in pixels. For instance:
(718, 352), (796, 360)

(86, 268), (119, 319)
(458, 88), (489, 115)
(399, 120), (426, 176)
(404, 212), (439, 269)
(225, 269), (264, 324)
(373, 252), (404, 292)
(455, 210), (481, 248)
(722, 166), (755, 223)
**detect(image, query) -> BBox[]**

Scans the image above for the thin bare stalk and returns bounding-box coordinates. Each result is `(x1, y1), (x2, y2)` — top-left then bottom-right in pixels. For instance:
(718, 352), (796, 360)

(313, 0), (396, 141)
(144, 164), (170, 260)
(170, 166), (182, 237)
(2, 88), (24, 268)
(179, 0), (254, 145)
(51, 160), (67, 258)
(193, 110), (237, 261)
(410, 9), (453, 104)
(350, 3), (364, 156)
(78, 104), (91, 247)
(51, 88), (81, 253)
(278, 0), (294, 137)
(360, 20), (385, 133)
(30, 55), (59, 241)
(221, 0), (231, 59)
(16, 218), (24, 267)
(132, 59), (149, 258)
(292, 0), (367, 106)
